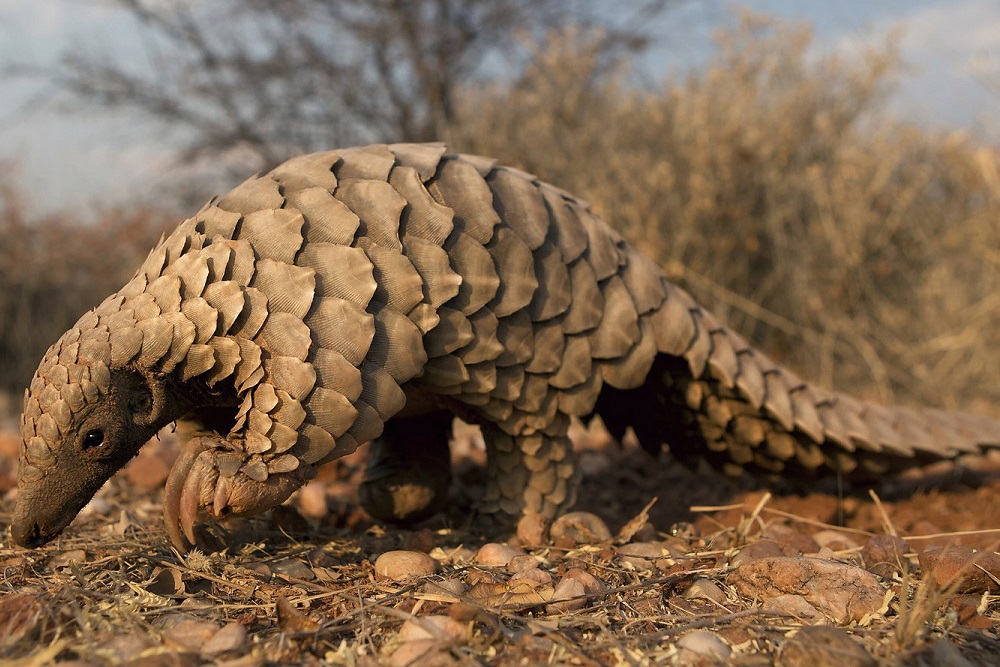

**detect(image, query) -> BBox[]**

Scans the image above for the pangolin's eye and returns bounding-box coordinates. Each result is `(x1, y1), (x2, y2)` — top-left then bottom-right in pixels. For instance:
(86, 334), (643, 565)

(82, 429), (105, 450)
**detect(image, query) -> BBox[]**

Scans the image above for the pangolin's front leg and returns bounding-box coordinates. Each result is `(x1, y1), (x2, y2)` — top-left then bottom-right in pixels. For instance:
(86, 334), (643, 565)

(163, 435), (309, 549)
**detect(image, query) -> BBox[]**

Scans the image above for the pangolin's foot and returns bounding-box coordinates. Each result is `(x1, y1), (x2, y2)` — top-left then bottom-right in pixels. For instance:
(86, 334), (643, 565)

(359, 413), (453, 524)
(163, 436), (304, 551)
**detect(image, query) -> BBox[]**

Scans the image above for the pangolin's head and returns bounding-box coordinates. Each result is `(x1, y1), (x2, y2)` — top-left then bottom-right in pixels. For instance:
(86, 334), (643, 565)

(10, 320), (175, 548)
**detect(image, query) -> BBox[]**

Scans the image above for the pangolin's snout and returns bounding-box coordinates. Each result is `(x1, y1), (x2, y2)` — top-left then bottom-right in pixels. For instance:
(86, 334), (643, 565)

(9, 516), (57, 548)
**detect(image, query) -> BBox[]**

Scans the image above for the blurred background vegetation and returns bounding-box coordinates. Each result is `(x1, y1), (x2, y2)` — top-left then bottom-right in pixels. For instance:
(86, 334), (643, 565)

(1, 2), (998, 422)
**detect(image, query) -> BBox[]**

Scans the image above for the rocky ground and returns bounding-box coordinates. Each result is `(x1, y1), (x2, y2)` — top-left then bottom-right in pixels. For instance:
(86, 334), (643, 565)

(1, 421), (999, 666)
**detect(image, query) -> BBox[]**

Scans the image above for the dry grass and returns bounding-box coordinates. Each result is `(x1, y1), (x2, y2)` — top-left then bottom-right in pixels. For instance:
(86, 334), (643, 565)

(1, 434), (1000, 665)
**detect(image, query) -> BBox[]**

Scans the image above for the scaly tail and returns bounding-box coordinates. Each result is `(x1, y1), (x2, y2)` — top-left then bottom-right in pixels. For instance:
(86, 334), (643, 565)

(594, 280), (1000, 480)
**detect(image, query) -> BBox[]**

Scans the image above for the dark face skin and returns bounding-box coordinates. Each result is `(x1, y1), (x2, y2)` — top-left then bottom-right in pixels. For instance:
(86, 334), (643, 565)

(10, 370), (183, 548)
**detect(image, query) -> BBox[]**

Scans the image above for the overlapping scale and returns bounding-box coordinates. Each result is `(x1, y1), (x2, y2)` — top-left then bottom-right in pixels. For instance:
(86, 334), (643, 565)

(334, 144), (396, 181)
(445, 232), (501, 315)
(288, 188), (360, 245)
(217, 175), (284, 214)
(335, 179), (405, 252)
(298, 243), (376, 306)
(389, 166), (454, 244)
(428, 158), (501, 244)
(485, 228), (537, 318)
(387, 142), (448, 180)
(249, 259), (316, 319)
(304, 298), (375, 367)
(269, 151), (339, 191)
(236, 209), (304, 264)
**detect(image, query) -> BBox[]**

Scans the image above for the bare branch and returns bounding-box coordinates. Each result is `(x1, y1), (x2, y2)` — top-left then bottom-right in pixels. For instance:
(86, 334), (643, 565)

(32, 0), (673, 172)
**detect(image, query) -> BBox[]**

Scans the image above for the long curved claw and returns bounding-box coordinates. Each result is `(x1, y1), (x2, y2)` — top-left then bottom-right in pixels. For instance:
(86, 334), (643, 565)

(162, 435), (311, 551)
(213, 475), (232, 517)
(179, 459), (207, 547)
(164, 439), (205, 551)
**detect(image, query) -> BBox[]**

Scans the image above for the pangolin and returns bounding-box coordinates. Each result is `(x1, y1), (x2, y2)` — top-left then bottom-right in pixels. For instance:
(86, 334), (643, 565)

(11, 142), (1000, 550)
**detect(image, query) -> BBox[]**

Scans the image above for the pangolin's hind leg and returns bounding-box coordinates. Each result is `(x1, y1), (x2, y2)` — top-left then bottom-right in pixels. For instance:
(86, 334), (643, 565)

(477, 423), (581, 524)
(359, 412), (454, 523)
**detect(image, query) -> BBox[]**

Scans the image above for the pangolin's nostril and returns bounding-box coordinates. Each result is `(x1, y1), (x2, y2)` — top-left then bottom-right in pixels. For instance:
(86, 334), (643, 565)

(10, 520), (49, 549)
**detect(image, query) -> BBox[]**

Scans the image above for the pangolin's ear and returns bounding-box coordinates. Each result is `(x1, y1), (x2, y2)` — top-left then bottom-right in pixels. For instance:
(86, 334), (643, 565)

(128, 373), (160, 426)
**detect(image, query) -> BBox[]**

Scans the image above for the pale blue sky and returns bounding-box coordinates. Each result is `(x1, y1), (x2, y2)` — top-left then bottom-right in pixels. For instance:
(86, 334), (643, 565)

(0, 0), (998, 214)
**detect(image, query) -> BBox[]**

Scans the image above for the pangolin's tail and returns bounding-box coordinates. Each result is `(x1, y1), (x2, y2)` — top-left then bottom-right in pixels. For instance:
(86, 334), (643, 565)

(592, 281), (1000, 480)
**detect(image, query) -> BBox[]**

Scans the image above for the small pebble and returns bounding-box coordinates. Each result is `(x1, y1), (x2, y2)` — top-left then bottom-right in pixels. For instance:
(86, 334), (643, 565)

(550, 512), (612, 546)
(562, 568), (606, 594)
(507, 554), (543, 574)
(510, 568), (552, 586)
(948, 594), (994, 629)
(398, 615), (469, 644)
(780, 625), (876, 667)
(475, 543), (524, 567)
(812, 529), (859, 552)
(683, 579), (726, 604)
(516, 514), (550, 545)
(272, 558), (315, 581)
(99, 634), (155, 665)
(200, 622), (249, 660)
(676, 630), (731, 660)
(162, 619), (221, 653)
(374, 551), (440, 581)
(546, 577), (587, 613)
(618, 555), (654, 572)
(389, 638), (452, 667)
(861, 534), (910, 577)
(761, 524), (819, 554)
(618, 541), (668, 570)
(919, 546), (1000, 593)
(245, 563), (273, 581)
